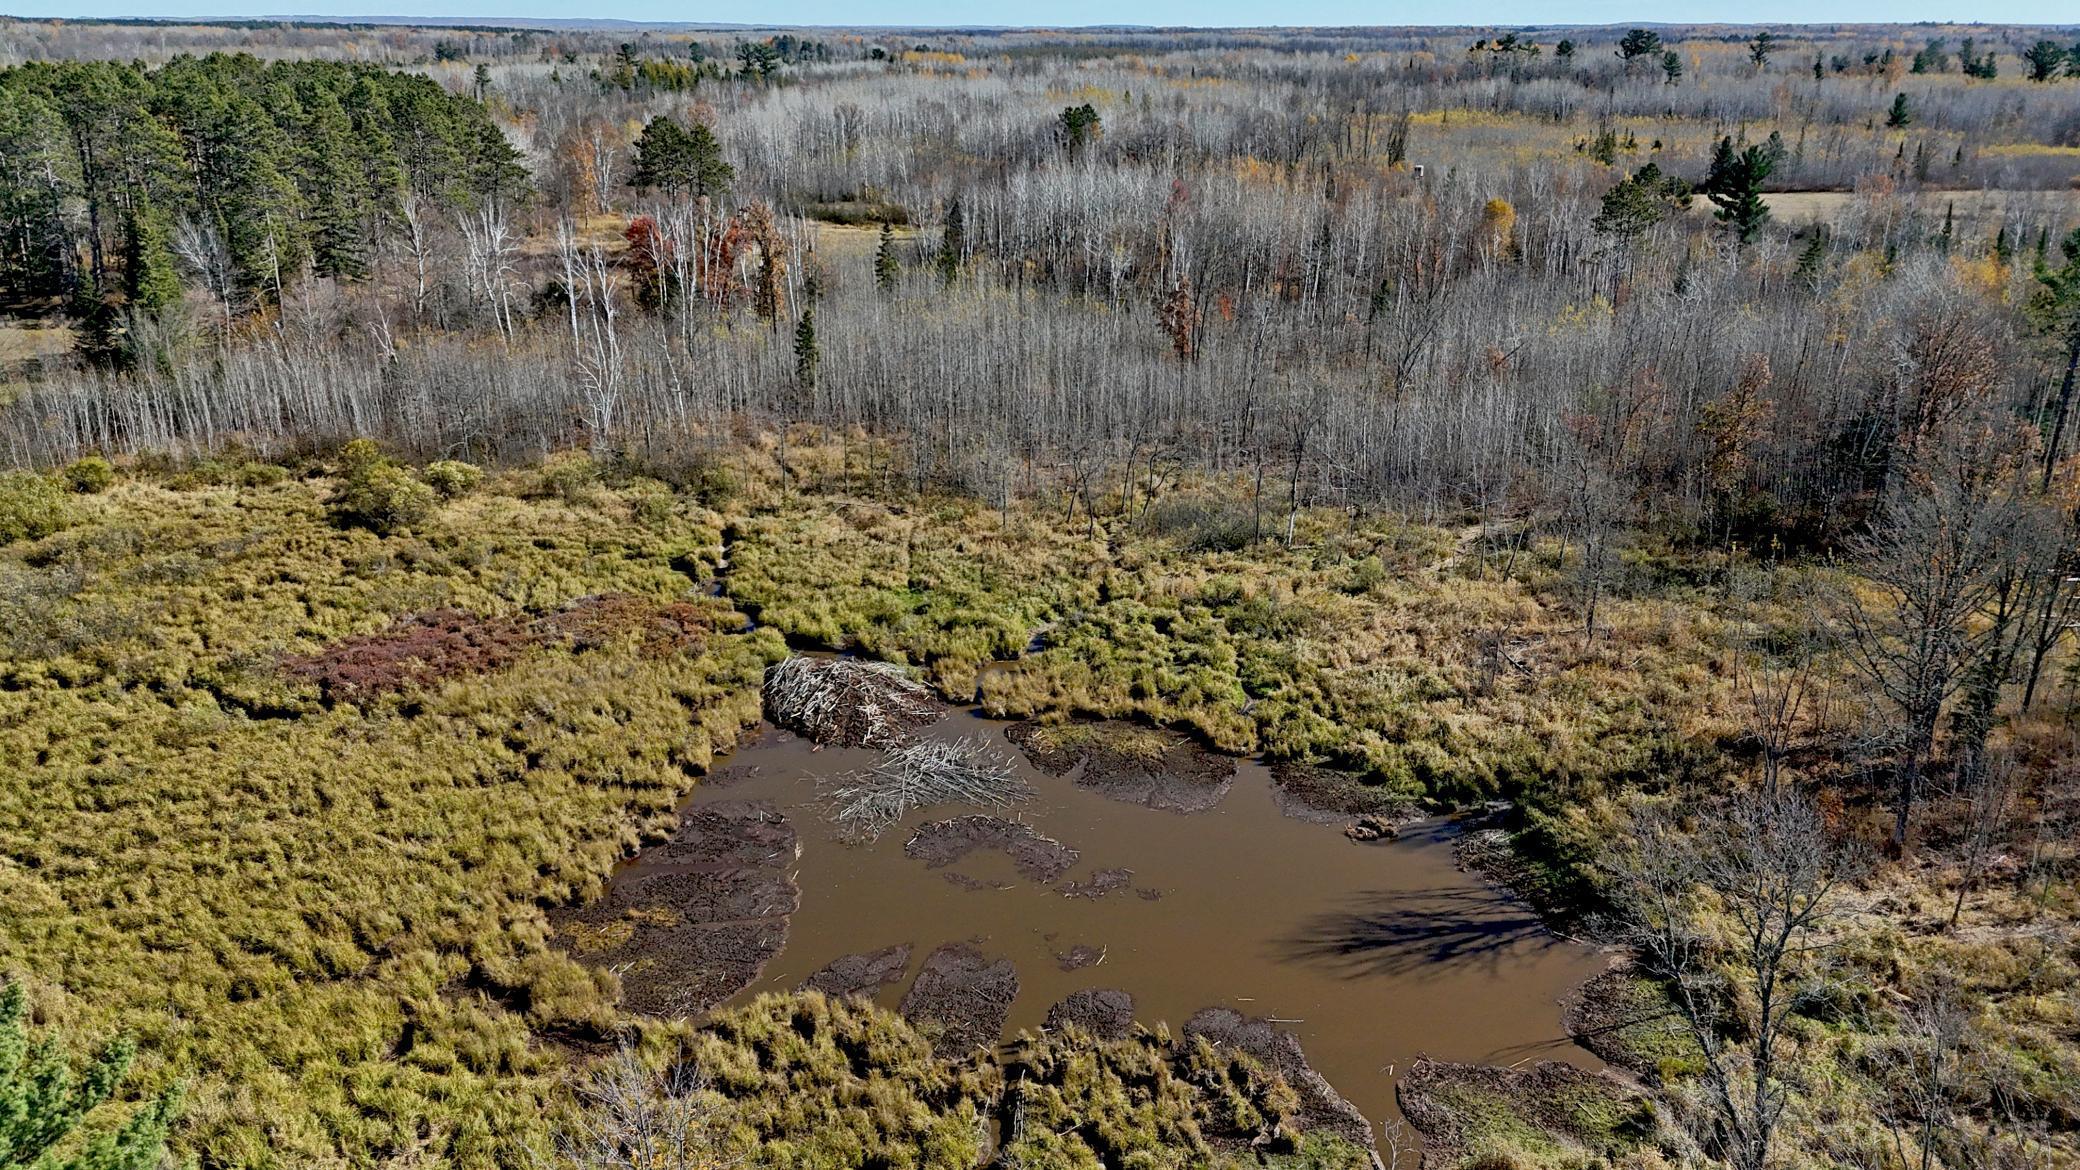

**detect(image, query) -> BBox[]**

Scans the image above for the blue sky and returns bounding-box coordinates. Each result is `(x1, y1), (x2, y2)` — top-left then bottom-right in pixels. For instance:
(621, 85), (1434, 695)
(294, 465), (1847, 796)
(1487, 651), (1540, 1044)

(10, 0), (2078, 25)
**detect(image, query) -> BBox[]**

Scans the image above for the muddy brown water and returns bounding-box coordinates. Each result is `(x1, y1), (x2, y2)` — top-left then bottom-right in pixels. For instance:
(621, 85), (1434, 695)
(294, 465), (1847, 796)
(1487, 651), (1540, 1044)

(610, 709), (1609, 1134)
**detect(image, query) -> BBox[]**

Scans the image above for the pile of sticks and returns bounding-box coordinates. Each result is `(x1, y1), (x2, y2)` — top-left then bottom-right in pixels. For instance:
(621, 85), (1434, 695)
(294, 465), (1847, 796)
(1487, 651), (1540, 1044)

(823, 736), (1028, 840)
(763, 656), (941, 749)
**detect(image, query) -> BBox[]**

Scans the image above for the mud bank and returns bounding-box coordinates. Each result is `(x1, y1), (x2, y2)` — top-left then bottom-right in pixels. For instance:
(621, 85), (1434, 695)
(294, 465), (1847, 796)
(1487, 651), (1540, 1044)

(552, 798), (800, 1016)
(1007, 719), (1237, 812)
(898, 942), (1020, 1057)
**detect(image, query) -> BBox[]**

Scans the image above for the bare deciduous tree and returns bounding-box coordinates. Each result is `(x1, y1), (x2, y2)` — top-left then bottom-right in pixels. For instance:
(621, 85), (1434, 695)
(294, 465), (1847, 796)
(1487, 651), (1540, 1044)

(1839, 431), (2025, 849)
(546, 1046), (734, 1170)
(1602, 787), (1851, 1170)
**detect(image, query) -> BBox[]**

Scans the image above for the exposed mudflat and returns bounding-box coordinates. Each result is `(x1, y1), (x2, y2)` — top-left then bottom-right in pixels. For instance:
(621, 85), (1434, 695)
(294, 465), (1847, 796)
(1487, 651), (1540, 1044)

(1270, 761), (1425, 827)
(904, 815), (1079, 882)
(650, 799), (797, 867)
(1186, 1006), (1375, 1148)
(551, 798), (799, 1016)
(1007, 719), (1237, 812)
(1045, 987), (1135, 1038)
(800, 943), (914, 999)
(588, 711), (1608, 1131)
(898, 942), (1021, 1057)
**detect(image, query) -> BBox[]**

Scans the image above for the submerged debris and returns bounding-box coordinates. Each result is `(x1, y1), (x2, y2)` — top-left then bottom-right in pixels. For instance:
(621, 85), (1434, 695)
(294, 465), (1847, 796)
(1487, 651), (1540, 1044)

(1054, 867), (1137, 900)
(824, 736), (1027, 840)
(898, 943), (1020, 1057)
(1044, 988), (1135, 1039)
(763, 656), (943, 748)
(1343, 814), (1400, 842)
(904, 815), (1079, 882)
(1183, 1007), (1374, 1149)
(1052, 943), (1106, 971)
(800, 944), (914, 1000)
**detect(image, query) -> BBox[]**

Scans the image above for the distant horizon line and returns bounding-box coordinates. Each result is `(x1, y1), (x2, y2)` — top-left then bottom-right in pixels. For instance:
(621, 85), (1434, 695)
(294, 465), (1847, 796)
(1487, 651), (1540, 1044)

(7, 13), (2079, 31)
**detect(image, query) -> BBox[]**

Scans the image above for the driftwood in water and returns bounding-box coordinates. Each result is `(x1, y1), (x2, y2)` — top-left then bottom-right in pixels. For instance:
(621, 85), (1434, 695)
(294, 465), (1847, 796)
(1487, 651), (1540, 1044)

(823, 736), (1027, 840)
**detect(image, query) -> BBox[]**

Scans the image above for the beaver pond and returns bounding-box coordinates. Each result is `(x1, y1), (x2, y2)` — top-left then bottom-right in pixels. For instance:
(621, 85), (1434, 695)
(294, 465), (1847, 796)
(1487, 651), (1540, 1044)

(567, 703), (1610, 1133)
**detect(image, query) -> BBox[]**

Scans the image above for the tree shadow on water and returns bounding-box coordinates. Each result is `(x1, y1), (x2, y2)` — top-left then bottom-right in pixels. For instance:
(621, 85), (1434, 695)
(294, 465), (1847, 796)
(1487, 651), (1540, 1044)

(1275, 887), (1557, 979)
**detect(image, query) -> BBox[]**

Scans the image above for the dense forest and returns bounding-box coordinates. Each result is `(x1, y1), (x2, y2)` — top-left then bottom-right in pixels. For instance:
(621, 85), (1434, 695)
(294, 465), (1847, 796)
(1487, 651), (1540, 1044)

(3, 15), (2080, 1170)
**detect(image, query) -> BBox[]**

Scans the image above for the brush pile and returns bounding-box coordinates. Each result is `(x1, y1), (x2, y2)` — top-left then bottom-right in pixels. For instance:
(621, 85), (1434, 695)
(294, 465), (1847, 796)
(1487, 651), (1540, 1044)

(763, 656), (942, 748)
(823, 736), (1027, 840)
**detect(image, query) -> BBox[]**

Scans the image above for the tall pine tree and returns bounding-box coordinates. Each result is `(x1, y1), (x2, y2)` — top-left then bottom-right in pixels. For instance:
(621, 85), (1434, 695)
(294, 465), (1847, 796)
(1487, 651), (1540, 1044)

(936, 196), (965, 285)
(1, 980), (179, 1170)
(874, 220), (900, 291)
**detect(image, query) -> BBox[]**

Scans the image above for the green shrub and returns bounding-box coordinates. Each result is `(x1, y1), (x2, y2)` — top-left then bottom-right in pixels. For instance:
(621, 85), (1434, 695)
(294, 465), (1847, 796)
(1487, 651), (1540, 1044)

(423, 460), (484, 499)
(169, 458), (235, 490)
(329, 460), (436, 535)
(630, 487), (675, 527)
(64, 455), (117, 494)
(338, 437), (385, 473)
(236, 461), (288, 487)
(0, 471), (69, 544)
(532, 452), (600, 504)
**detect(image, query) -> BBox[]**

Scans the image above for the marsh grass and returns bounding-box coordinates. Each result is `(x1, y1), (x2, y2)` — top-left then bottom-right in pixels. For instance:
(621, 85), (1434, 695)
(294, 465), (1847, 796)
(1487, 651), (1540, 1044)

(12, 456), (2070, 1170)
(727, 488), (1741, 808)
(0, 470), (780, 1168)
(664, 992), (1373, 1170)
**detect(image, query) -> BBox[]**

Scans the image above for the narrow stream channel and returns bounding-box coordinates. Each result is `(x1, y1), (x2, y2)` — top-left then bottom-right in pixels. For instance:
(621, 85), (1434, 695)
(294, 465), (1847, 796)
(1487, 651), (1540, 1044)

(605, 707), (1609, 1132)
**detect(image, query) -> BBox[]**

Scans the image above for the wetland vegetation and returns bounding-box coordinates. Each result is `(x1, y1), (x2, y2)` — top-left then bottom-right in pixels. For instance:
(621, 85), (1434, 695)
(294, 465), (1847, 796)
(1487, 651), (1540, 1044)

(3, 15), (2080, 1170)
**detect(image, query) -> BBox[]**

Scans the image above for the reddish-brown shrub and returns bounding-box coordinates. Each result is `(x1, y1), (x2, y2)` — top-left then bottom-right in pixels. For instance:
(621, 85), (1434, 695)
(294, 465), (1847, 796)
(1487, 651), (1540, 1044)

(538, 593), (713, 658)
(282, 609), (538, 702)
(283, 596), (714, 702)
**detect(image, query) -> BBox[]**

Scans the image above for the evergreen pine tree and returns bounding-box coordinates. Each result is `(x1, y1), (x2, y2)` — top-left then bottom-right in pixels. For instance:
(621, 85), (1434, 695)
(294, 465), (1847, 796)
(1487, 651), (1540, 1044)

(72, 290), (124, 370)
(2030, 228), (2080, 486)
(793, 305), (818, 390)
(631, 115), (732, 201)
(936, 197), (965, 285)
(1794, 229), (1829, 289)
(1617, 28), (1662, 62)
(2024, 40), (2067, 82)
(874, 220), (900, 291)
(121, 203), (182, 312)
(1701, 135), (1738, 195)
(1745, 30), (1775, 68)
(0, 981), (178, 1170)
(1705, 143), (1774, 247)
(304, 94), (369, 281)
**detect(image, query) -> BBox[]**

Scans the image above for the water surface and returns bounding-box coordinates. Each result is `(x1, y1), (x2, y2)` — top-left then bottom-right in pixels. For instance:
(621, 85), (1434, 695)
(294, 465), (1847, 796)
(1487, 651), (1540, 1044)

(621, 710), (1608, 1130)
